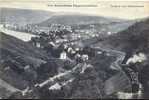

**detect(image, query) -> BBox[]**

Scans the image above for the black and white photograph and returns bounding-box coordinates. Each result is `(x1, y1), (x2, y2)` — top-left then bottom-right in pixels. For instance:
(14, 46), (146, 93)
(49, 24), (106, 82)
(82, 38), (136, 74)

(0, 0), (149, 99)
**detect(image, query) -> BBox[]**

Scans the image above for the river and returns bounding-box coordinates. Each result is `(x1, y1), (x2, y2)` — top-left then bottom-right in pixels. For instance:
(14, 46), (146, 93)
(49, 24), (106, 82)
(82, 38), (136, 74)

(0, 27), (37, 42)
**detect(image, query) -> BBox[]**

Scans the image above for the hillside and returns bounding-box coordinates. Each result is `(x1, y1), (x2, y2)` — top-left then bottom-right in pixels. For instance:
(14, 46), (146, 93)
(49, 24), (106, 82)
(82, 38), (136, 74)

(0, 32), (120, 98)
(0, 32), (49, 67)
(94, 18), (149, 62)
(0, 32), (54, 93)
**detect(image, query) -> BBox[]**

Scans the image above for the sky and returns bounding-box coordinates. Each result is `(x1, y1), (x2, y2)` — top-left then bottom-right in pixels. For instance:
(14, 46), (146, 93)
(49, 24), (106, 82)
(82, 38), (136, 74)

(0, 0), (149, 19)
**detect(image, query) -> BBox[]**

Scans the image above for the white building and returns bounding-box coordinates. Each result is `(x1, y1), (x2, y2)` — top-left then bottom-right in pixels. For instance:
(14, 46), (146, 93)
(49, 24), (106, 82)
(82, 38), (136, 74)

(60, 51), (67, 59)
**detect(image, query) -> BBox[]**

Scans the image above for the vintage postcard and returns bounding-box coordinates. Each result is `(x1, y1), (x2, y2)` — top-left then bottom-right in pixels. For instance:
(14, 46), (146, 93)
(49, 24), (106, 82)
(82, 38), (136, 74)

(0, 0), (149, 99)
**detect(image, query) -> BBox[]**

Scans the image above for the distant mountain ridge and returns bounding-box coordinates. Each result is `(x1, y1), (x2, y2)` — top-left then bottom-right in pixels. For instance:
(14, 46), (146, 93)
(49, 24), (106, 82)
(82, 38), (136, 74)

(0, 8), (53, 25)
(39, 14), (128, 26)
(38, 14), (135, 35)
